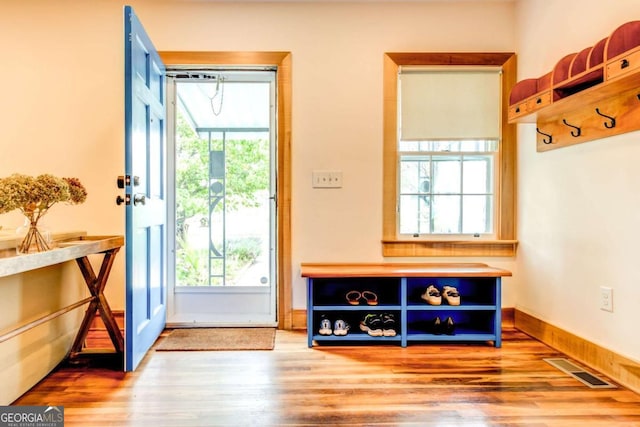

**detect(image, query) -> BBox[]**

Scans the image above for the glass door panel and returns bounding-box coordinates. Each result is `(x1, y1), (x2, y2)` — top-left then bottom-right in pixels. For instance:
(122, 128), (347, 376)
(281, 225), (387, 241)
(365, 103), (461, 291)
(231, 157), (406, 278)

(167, 70), (276, 326)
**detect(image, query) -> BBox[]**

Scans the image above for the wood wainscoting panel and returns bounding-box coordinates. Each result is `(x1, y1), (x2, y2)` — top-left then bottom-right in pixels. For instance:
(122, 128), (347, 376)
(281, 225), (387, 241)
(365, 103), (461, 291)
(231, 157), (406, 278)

(89, 311), (124, 331)
(292, 309), (307, 330)
(515, 308), (640, 395)
(85, 311), (124, 350)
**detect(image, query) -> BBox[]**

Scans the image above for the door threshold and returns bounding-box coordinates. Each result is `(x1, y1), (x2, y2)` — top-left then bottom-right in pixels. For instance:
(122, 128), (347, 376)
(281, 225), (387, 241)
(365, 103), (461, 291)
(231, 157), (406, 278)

(166, 322), (278, 328)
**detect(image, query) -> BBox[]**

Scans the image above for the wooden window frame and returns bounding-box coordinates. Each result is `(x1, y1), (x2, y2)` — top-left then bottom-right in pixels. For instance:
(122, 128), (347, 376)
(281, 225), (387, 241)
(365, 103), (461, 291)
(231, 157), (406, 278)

(383, 52), (518, 257)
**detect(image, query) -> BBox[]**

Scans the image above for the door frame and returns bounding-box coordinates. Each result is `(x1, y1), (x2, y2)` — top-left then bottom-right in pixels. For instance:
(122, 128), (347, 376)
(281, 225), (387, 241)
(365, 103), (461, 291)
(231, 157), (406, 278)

(159, 51), (293, 330)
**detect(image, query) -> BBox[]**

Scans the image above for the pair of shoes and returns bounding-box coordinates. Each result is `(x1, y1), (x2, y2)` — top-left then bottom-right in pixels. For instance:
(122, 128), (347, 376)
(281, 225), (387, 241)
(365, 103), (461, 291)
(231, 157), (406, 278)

(346, 290), (378, 306)
(432, 316), (455, 335)
(359, 313), (397, 337)
(420, 285), (461, 306)
(318, 316), (350, 336)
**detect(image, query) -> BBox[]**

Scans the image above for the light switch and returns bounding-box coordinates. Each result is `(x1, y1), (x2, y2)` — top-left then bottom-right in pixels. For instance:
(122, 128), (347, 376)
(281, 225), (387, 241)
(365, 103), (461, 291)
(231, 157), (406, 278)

(312, 170), (342, 188)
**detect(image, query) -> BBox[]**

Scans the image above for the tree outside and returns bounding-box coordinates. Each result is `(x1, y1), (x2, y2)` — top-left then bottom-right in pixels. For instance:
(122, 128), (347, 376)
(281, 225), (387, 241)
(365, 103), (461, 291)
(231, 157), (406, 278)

(175, 111), (269, 286)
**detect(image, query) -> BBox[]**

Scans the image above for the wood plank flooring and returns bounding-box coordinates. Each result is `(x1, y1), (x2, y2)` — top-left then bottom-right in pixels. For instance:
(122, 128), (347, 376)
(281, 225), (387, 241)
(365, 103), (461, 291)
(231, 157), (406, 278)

(14, 328), (640, 426)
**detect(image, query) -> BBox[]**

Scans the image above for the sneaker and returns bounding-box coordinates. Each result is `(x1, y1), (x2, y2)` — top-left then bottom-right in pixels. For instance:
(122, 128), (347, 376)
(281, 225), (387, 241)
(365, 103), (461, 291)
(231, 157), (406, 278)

(381, 313), (397, 337)
(421, 285), (442, 305)
(333, 319), (350, 336)
(359, 314), (383, 337)
(318, 316), (332, 336)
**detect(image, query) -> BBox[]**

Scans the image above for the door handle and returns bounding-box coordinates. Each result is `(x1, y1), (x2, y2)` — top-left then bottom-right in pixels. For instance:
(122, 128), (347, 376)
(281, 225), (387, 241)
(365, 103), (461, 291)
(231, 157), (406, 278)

(133, 194), (146, 206)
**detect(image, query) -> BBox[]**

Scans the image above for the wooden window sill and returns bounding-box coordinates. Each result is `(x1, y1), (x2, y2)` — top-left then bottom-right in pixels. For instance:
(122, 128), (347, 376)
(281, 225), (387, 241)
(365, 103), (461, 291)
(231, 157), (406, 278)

(382, 239), (518, 257)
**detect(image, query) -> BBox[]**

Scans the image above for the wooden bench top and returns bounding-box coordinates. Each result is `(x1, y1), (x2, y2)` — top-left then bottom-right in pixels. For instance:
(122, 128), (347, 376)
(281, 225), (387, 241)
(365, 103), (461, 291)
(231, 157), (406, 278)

(300, 263), (512, 278)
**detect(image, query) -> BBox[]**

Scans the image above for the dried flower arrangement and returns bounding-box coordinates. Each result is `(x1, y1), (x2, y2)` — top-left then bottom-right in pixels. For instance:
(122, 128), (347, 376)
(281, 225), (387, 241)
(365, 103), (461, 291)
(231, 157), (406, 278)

(0, 174), (87, 253)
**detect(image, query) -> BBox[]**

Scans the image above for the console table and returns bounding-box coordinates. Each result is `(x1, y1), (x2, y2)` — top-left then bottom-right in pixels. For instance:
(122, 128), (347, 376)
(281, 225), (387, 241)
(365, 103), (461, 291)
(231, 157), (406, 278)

(0, 235), (125, 361)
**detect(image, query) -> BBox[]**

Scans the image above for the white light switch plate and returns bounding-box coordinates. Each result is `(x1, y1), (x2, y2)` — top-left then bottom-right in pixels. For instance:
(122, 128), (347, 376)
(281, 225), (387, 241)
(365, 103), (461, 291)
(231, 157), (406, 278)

(312, 170), (342, 188)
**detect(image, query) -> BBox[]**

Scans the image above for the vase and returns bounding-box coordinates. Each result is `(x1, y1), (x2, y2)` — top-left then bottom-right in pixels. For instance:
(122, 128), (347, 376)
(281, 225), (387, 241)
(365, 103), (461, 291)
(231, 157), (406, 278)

(16, 217), (51, 254)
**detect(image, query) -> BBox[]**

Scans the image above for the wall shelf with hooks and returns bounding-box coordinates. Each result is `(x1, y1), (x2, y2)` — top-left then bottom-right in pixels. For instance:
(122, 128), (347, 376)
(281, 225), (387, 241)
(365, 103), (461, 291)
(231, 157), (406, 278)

(509, 21), (640, 152)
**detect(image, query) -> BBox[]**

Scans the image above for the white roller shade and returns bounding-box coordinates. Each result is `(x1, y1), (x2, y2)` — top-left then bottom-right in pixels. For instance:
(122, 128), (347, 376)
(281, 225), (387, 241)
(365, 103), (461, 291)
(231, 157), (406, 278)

(400, 67), (501, 140)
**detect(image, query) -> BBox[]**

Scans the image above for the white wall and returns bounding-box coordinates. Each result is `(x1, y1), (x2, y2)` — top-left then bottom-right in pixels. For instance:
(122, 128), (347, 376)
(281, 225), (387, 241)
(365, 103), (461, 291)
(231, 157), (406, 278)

(0, 0), (126, 305)
(0, 0), (518, 312)
(515, 0), (640, 362)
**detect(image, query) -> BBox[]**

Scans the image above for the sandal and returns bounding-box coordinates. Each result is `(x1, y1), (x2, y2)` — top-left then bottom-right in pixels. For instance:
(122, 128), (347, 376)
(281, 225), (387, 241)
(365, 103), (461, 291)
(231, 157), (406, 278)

(362, 290), (378, 306)
(346, 290), (362, 305)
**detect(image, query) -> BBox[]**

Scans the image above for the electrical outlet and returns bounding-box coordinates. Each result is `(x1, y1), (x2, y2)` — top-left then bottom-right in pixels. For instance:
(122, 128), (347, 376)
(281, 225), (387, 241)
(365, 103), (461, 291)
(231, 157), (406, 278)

(312, 170), (343, 188)
(600, 286), (613, 312)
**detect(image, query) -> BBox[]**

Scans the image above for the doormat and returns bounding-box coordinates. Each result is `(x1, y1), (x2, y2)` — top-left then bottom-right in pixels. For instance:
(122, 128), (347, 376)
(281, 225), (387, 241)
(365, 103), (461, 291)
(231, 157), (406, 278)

(155, 327), (276, 351)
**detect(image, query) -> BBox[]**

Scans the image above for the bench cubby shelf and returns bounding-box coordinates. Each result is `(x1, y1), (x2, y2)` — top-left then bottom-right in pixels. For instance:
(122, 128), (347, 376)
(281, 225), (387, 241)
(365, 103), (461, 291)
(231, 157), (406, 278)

(301, 263), (511, 348)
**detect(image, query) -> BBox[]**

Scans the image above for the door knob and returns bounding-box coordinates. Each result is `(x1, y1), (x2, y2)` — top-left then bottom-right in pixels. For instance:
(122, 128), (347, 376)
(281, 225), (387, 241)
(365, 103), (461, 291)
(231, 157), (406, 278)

(133, 194), (146, 206)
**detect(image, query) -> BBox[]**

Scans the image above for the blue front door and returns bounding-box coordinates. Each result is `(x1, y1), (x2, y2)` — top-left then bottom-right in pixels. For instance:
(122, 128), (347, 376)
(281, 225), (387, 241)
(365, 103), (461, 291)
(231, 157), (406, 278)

(124, 5), (167, 371)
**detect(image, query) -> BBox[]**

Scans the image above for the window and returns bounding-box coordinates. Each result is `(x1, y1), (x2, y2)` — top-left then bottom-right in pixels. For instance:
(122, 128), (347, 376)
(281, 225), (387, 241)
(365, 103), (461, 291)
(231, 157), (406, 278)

(398, 67), (500, 238)
(399, 140), (496, 236)
(383, 53), (517, 257)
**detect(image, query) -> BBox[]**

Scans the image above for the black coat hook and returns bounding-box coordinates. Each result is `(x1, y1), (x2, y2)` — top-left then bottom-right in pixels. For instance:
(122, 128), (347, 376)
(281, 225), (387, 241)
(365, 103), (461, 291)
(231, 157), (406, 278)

(536, 127), (553, 144)
(595, 108), (616, 129)
(562, 119), (582, 137)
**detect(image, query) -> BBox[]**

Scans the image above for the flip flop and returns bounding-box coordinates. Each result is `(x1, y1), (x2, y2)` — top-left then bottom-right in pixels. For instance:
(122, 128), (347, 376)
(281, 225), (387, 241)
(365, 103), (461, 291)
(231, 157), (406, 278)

(362, 290), (378, 306)
(346, 290), (362, 305)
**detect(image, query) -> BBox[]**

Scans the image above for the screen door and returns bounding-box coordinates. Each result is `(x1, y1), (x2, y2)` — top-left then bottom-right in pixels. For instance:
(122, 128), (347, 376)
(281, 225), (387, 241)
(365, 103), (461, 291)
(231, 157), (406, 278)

(166, 70), (277, 326)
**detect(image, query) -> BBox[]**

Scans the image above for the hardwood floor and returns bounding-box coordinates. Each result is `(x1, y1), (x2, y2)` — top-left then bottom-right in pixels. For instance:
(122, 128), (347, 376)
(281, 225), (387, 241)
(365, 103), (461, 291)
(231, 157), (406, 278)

(15, 328), (640, 426)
